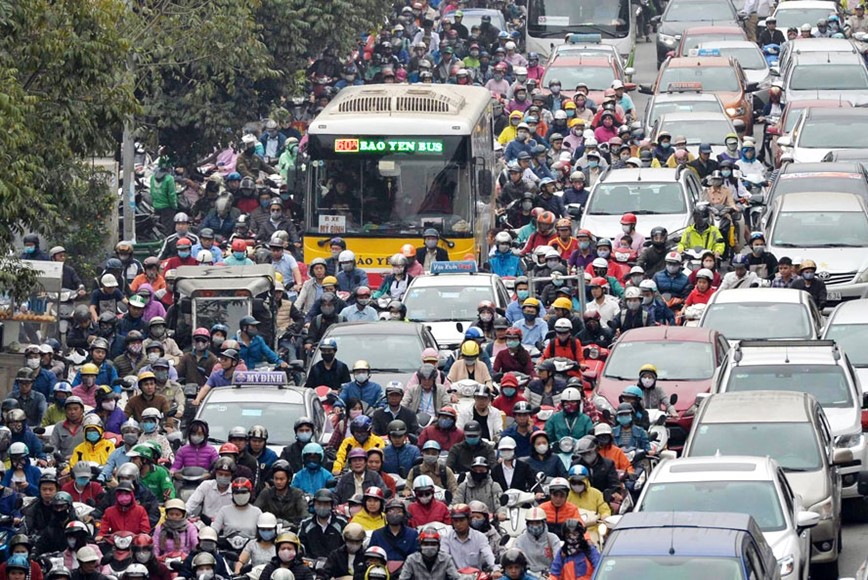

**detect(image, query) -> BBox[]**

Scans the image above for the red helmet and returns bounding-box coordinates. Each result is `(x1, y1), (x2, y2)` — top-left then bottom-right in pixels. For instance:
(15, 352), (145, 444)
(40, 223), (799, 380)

(231, 477), (253, 493)
(577, 229), (593, 238)
(219, 443), (239, 455)
(537, 211), (556, 226)
(364, 487), (385, 501)
(530, 207), (545, 219)
(620, 213), (637, 225)
(132, 533), (153, 548)
(583, 310), (601, 321)
(450, 503), (472, 518)
(589, 277), (608, 288)
(192, 327), (210, 339)
(504, 327), (523, 339)
(478, 300), (495, 312)
(494, 62), (508, 72)
(437, 406), (457, 419)
(419, 527), (441, 543)
(176, 238), (192, 249)
(231, 239), (247, 252)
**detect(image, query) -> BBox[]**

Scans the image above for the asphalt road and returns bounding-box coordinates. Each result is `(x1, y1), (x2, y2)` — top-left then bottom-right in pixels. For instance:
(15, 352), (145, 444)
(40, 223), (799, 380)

(627, 37), (868, 578)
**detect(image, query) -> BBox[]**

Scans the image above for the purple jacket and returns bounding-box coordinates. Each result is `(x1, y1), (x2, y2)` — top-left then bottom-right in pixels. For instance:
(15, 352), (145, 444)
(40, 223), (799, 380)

(138, 283), (166, 323)
(171, 442), (218, 471)
(153, 521), (199, 556)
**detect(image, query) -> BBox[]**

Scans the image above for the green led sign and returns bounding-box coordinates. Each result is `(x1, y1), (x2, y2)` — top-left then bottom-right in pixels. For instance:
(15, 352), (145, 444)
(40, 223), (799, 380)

(334, 138), (444, 154)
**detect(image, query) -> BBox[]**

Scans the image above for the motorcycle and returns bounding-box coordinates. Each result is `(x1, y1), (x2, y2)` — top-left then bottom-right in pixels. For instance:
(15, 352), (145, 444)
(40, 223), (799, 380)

(217, 532), (249, 570)
(680, 303), (706, 327)
(680, 247), (705, 278)
(175, 466), (210, 502)
(54, 288), (79, 341)
(497, 488), (537, 549)
(533, 405), (557, 431)
(761, 43), (780, 68)
(550, 356), (580, 382)
(100, 530), (135, 578)
(709, 204), (741, 259)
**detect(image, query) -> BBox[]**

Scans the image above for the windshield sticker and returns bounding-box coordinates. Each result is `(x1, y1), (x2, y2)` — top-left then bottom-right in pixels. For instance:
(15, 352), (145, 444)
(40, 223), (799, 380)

(537, 15), (570, 25)
(241, 409), (263, 417)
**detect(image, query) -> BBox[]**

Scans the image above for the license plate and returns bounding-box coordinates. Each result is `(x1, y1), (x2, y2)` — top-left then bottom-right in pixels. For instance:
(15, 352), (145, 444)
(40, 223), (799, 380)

(828, 291), (842, 301)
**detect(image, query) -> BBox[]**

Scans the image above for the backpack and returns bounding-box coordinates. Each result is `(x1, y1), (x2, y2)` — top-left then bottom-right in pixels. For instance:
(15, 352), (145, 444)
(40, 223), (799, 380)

(546, 337), (578, 360)
(619, 309), (647, 329)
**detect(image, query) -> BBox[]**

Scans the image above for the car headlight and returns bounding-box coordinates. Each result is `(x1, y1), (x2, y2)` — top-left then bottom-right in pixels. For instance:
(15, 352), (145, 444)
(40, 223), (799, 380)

(778, 555), (795, 577)
(855, 268), (868, 284)
(810, 497), (834, 520)
(836, 433), (863, 449)
(726, 106), (746, 116)
(658, 33), (677, 46)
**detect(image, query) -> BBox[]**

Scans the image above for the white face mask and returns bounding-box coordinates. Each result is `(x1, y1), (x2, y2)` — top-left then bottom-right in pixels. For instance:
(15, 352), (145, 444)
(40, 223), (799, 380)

(535, 443), (549, 454)
(25, 357), (40, 369)
(147, 352), (159, 363)
(500, 450), (515, 461)
(640, 376), (655, 388)
(621, 224), (632, 233)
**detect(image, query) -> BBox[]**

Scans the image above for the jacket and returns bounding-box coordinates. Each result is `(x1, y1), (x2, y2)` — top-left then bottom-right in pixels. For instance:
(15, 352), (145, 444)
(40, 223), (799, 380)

(456, 406), (503, 441)
(70, 437), (116, 467)
(334, 469), (387, 504)
(612, 424), (650, 452)
(401, 382), (451, 415)
(253, 486), (309, 524)
(101, 498), (151, 535)
(417, 424), (464, 452)
(340, 379), (385, 409)
(406, 461), (459, 496)
(332, 434), (386, 475)
(493, 348), (535, 376)
(2, 463), (41, 496)
(566, 486), (612, 524)
(398, 551), (460, 580)
(526, 451), (569, 479)
(653, 270), (692, 300)
(447, 359), (492, 387)
(150, 171), (177, 210)
(488, 250), (523, 278)
(299, 513), (347, 559)
(124, 393), (170, 422)
(677, 225), (725, 255)
(323, 546), (367, 580)
(382, 443), (421, 478)
(545, 411), (593, 441)
(100, 482), (162, 528)
(259, 559), (314, 580)
(304, 359), (351, 391)
(370, 525), (420, 562)
(407, 498), (451, 527)
(295, 278), (324, 314)
(578, 456), (621, 500)
(447, 439), (497, 475)
(237, 332), (281, 367)
(337, 268), (370, 294)
(492, 458), (535, 492)
(455, 475), (503, 512)
(291, 465), (334, 495)
(351, 509), (387, 531)
(373, 406), (420, 438)
(152, 520), (199, 556)
(171, 441), (219, 471)
(550, 547), (601, 580)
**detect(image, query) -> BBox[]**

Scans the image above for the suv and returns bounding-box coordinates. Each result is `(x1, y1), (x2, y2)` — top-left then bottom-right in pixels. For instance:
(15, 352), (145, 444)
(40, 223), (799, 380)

(776, 107), (868, 163)
(579, 167), (701, 240)
(682, 391), (851, 574)
(766, 162), (868, 209)
(780, 51), (868, 108)
(713, 339), (867, 504)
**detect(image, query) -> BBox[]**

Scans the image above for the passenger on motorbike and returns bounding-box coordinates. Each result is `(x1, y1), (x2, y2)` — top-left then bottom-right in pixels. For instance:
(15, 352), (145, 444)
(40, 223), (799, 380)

(373, 254), (413, 302)
(447, 341), (493, 386)
(62, 461), (103, 507)
(101, 480), (151, 535)
(137, 406), (174, 462)
(619, 385), (650, 430)
(637, 364), (674, 415)
(399, 526), (458, 580)
(584, 277), (621, 326)
(576, 311), (615, 347)
(612, 404), (651, 452)
(152, 498), (198, 558)
(499, 402), (539, 460)
(550, 518), (601, 580)
(574, 439), (622, 504)
(719, 254), (761, 290)
(527, 431), (568, 479)
(130, 533), (172, 580)
(594, 423), (633, 475)
(489, 231), (524, 278)
(321, 522), (368, 580)
(370, 498), (420, 566)
(351, 486), (388, 531)
(340, 360), (385, 409)
(677, 206), (725, 259)
(259, 532), (314, 580)
(180, 527), (231, 580)
(68, 415), (113, 468)
(127, 443), (174, 502)
(23, 472), (59, 534)
(744, 231), (778, 280)
(382, 420), (421, 478)
(7, 404), (45, 461)
(288, 440), (333, 493)
(61, 520), (102, 571)
(213, 477), (262, 539)
(565, 465), (611, 529)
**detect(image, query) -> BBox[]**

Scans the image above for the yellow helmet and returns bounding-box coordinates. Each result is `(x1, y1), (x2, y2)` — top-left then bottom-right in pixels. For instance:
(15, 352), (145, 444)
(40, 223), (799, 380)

(461, 341), (481, 357)
(522, 297), (541, 310)
(639, 363), (657, 376)
(137, 370), (156, 382)
(552, 297), (573, 310)
(80, 363), (99, 376)
(323, 276), (338, 286)
(275, 531), (302, 550)
(799, 259), (817, 272)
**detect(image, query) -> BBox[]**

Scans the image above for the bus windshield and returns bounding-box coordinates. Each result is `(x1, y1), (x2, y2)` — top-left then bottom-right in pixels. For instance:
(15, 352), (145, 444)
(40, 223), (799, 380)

(528, 0), (630, 39)
(306, 135), (474, 236)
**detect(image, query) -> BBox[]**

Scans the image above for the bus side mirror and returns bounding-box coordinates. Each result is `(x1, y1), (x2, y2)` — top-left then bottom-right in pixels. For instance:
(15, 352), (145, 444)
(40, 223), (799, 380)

(479, 168), (492, 201)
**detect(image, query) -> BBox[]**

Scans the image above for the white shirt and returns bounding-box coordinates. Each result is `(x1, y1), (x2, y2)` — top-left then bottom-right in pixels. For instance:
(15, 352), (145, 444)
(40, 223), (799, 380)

(585, 295), (621, 326)
(501, 462), (515, 488)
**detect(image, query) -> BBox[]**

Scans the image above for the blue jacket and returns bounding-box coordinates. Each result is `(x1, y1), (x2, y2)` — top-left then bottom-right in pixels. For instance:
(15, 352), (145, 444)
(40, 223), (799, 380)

(339, 380), (385, 409)
(237, 332), (281, 367)
(653, 271), (692, 299)
(2, 463), (41, 496)
(72, 361), (117, 389)
(88, 407), (127, 434)
(260, 131), (287, 155)
(370, 525), (420, 561)
(504, 138), (536, 163)
(31, 367), (57, 399)
(11, 428), (45, 460)
(100, 446), (132, 482)
(644, 297), (675, 325)
(489, 250), (523, 278)
(612, 424), (650, 452)
(252, 447), (279, 470)
(291, 466), (335, 495)
(561, 187), (590, 207)
(500, 424), (538, 458)
(506, 299), (547, 325)
(117, 313), (146, 339)
(383, 444), (421, 478)
(526, 452), (568, 478)
(536, 193), (564, 217)
(337, 268), (369, 295)
(201, 211), (239, 238)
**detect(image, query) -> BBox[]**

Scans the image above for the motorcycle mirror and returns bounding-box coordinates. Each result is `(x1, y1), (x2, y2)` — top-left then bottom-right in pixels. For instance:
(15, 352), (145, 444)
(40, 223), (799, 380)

(33, 427), (45, 435)
(170, 560), (185, 572)
(669, 393), (678, 406)
(500, 493), (509, 506)
(536, 471), (546, 483)
(500, 534), (511, 546)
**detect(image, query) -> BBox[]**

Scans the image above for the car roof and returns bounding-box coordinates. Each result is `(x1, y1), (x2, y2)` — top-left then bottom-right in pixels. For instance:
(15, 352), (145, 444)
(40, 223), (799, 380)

(599, 168), (680, 182)
(784, 37), (855, 52)
(657, 111), (732, 123)
(682, 25), (745, 35)
(549, 56), (613, 67)
(786, 99), (853, 111)
(322, 320), (425, 336)
(792, 51), (865, 64)
(730, 339), (842, 366)
(709, 287), (807, 304)
(651, 455), (779, 482)
(205, 385), (308, 404)
(699, 390), (816, 423)
(779, 161), (863, 174)
(665, 56), (733, 68)
(775, 0), (838, 9)
(407, 272), (497, 287)
(651, 92), (722, 103)
(696, 40), (761, 50)
(617, 325), (718, 343)
(827, 298), (868, 324)
(805, 107), (868, 120)
(778, 190), (865, 211)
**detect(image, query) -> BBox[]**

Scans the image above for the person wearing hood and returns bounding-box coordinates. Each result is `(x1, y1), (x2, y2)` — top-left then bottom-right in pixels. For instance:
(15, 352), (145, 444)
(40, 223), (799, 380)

(101, 480), (151, 535)
(738, 138), (766, 180)
(150, 159), (178, 234)
(593, 112), (618, 143)
(135, 284), (166, 324)
(20, 232), (51, 261)
(88, 385), (126, 435)
(291, 443), (334, 495)
(526, 431), (568, 478)
(370, 498), (420, 564)
(454, 457), (503, 512)
(717, 132), (741, 164)
(68, 416), (114, 467)
(152, 499), (198, 558)
(255, 460), (308, 524)
(170, 419), (219, 475)
(498, 110), (525, 145)
(127, 443), (175, 502)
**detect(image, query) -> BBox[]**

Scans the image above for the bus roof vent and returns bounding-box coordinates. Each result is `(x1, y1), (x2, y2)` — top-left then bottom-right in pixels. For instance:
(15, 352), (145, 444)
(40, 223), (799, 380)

(336, 93), (392, 114)
(396, 90), (465, 114)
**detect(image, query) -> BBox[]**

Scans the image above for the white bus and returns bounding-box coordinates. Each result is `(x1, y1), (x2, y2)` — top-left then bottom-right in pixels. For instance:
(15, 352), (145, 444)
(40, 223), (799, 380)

(302, 85), (497, 279)
(526, 0), (635, 60)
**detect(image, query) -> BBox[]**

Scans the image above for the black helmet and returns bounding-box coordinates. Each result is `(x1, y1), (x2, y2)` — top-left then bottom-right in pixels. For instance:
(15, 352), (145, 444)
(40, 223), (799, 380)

(501, 549), (528, 570)
(239, 315), (259, 329)
(270, 459), (292, 477)
(650, 226), (668, 239)
(294, 417), (315, 432)
(388, 420), (407, 437)
(23, 233), (40, 246)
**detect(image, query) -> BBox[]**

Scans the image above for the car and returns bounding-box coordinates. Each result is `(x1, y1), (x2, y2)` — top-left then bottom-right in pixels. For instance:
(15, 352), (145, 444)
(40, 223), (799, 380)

(778, 107), (868, 163)
(673, 25), (747, 58)
(654, 0), (741, 67)
(549, 33), (628, 70)
(642, 91), (727, 128)
(713, 339), (867, 503)
(650, 111), (736, 157)
(442, 8), (507, 36)
(402, 269), (510, 349)
(698, 288), (824, 344)
(579, 167), (702, 241)
(308, 321), (440, 387)
(766, 0), (842, 39)
(695, 41), (771, 103)
(682, 391), (851, 572)
(823, 299), (868, 396)
(765, 162), (868, 208)
(643, 55), (757, 132)
(780, 52), (868, 108)
(540, 55), (634, 101)
(194, 371), (333, 453)
(822, 149), (868, 162)
(633, 456), (818, 579)
(595, 326), (730, 449)
(767, 100), (853, 167)
(775, 37), (859, 78)
(596, 511), (783, 580)
(764, 191), (868, 305)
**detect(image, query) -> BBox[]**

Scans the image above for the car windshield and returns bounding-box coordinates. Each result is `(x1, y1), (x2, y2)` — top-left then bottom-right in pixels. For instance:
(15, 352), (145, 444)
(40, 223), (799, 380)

(659, 66), (740, 92)
(784, 107), (808, 133)
(824, 324), (868, 366)
(790, 64), (868, 91)
(689, 421), (823, 470)
(666, 1), (735, 22)
(404, 285), (496, 322)
(310, 330), (424, 372)
(594, 557), (743, 579)
(775, 7), (836, 29)
(543, 66), (615, 91)
(604, 340), (715, 380)
(798, 119), (868, 148)
(679, 35), (744, 56)
(587, 182), (686, 215)
(199, 400), (306, 446)
(702, 46), (766, 69)
(726, 365), (853, 408)
(659, 119), (732, 145)
(773, 176), (868, 198)
(649, 100), (723, 126)
(771, 210), (868, 247)
(640, 481), (786, 531)
(702, 302), (813, 340)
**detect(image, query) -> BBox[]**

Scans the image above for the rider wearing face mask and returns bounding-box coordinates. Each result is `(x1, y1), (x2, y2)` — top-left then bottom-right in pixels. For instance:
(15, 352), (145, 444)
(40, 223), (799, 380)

(130, 533), (172, 580)
(340, 360), (385, 410)
(455, 456), (503, 513)
(303, 338), (351, 391)
(491, 373), (530, 419)
(612, 403), (651, 452)
(545, 387), (593, 441)
(212, 478), (262, 540)
(332, 415), (386, 476)
(493, 328), (535, 379)
(290, 443), (334, 496)
(186, 458), (236, 522)
(70, 416), (115, 467)
(447, 420), (497, 475)
(181, 527), (231, 580)
(417, 406), (465, 457)
(279, 417), (319, 473)
(322, 522), (368, 580)
(171, 419), (219, 476)
(743, 231), (779, 281)
(526, 431), (568, 479)
(235, 512), (280, 575)
(636, 364), (673, 416)
(101, 480), (151, 535)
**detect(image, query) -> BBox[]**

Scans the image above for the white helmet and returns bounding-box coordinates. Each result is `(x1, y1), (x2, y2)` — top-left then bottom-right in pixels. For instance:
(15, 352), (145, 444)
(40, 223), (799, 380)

(495, 231), (512, 244)
(271, 570), (295, 580)
(9, 442), (28, 456)
(338, 250), (355, 263)
(554, 318), (573, 332)
(639, 279), (658, 292)
(498, 436), (517, 450)
(561, 387), (582, 402)
(123, 564), (149, 578)
(173, 212), (190, 223)
(592, 257), (608, 269)
(544, 247), (561, 260)
(533, 246), (551, 262)
(624, 286), (642, 300)
(413, 475), (435, 491)
(629, 265), (644, 275)
(100, 274), (118, 288)
(196, 250), (214, 264)
(258, 512), (278, 528)
(696, 268), (714, 281)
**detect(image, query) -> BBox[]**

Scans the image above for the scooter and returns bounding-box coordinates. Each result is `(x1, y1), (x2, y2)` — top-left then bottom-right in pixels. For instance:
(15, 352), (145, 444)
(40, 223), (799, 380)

(175, 466), (210, 502)
(681, 303), (706, 327)
(497, 488), (537, 549)
(100, 530), (135, 578)
(761, 44), (780, 68)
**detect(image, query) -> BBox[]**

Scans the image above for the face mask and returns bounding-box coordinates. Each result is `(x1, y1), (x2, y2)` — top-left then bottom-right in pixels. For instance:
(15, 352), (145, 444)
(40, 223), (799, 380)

(25, 357), (40, 369)
(640, 376), (655, 388)
(502, 387), (517, 398)
(617, 415), (632, 426)
(178, 250), (191, 259)
(588, 161), (599, 169)
(279, 548), (296, 562)
(147, 352), (160, 364)
(297, 431), (312, 443)
(571, 483), (586, 494)
(128, 342), (143, 355)
(423, 453), (439, 466)
(321, 305), (335, 316)
(200, 540), (217, 553)
(528, 523), (546, 538)
(357, 298), (371, 307)
(386, 512), (404, 526)
(101, 400), (116, 411)
(627, 300), (641, 311)
(68, 538), (79, 549)
(597, 249), (610, 259)
(622, 224), (633, 234)
(464, 357), (476, 367)
(480, 312), (493, 323)
(76, 476), (90, 488)
(233, 492), (251, 506)
(86, 430), (100, 443)
(190, 434), (205, 445)
(466, 436), (480, 446)
(521, 201), (533, 211)
(500, 449), (515, 461)
(135, 550), (151, 563)
(523, 311), (536, 322)
(506, 339), (521, 350)
(216, 475), (231, 487)
(660, 141), (671, 150)
(726, 140), (738, 150)
(154, 370), (169, 383)
(342, 262), (354, 272)
(270, 211), (282, 220)
(642, 295), (653, 306)
(517, 290), (529, 300)
(321, 352), (335, 363)
(24, 246), (35, 254)
(305, 459), (321, 470)
(349, 409), (362, 419)
(421, 545), (439, 558)
(259, 529), (276, 541)
(260, 199), (270, 208)
(438, 418), (454, 430)
(470, 471), (487, 483)
(535, 443), (549, 455)
(143, 420), (157, 433)
(752, 245), (765, 255)
(315, 505), (332, 519)
(120, 433), (138, 447)
(354, 372), (370, 383)
(666, 264), (680, 274)
(116, 492), (133, 506)
(802, 271), (815, 280)
(425, 239), (438, 249)
(577, 241), (591, 251)
(198, 572), (215, 580)
(233, 251), (247, 261)
(355, 432), (369, 444)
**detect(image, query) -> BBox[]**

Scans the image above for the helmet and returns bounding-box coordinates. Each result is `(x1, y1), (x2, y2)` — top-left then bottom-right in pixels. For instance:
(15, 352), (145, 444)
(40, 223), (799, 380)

(419, 526), (441, 543)
(117, 463), (140, 482)
(65, 521), (90, 536)
(53, 491), (74, 508)
(450, 503), (472, 519)
(132, 533), (153, 549)
(568, 464), (590, 480)
(365, 487), (385, 501)
(400, 244), (416, 258)
(248, 425), (268, 440)
(164, 498), (187, 514)
(592, 257), (608, 270)
(732, 254), (749, 268)
(800, 259), (817, 272)
(624, 286), (641, 300)
(350, 415), (372, 434)
(343, 523), (366, 541)
(664, 251), (682, 264)
(80, 363), (99, 376)
(465, 327), (484, 341)
(554, 318), (573, 332)
(365, 546), (388, 562)
(549, 477), (570, 494)
(213, 457), (236, 473)
(622, 385), (643, 399)
(7, 409), (26, 425)
(494, 231), (512, 245)
(302, 443), (324, 460)
(347, 447), (368, 462)
(537, 211), (556, 226)
(640, 363), (658, 377)
(561, 387), (582, 402)
(9, 441), (28, 456)
(338, 250), (355, 263)
(589, 277), (608, 288)
(388, 420), (407, 437)
(389, 254), (407, 268)
(192, 552), (217, 569)
(6, 555), (29, 572)
(123, 564), (149, 578)
(696, 268), (714, 281)
(461, 341), (480, 357)
(501, 548), (528, 570)
(231, 478), (254, 493)
(639, 279), (658, 293)
(313, 488), (334, 504)
(413, 475), (435, 492)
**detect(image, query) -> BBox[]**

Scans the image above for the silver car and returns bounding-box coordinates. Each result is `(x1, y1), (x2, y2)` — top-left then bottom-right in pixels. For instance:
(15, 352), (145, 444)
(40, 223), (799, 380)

(650, 111), (736, 158)
(822, 299), (868, 404)
(781, 51), (868, 108)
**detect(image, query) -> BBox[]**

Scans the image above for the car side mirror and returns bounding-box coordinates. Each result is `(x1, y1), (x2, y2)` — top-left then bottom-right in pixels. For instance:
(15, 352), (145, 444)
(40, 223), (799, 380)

(776, 136), (792, 148)
(624, 67), (636, 77)
(833, 447), (853, 465)
(745, 81), (759, 93)
(639, 84), (654, 95)
(770, 66), (780, 76)
(796, 511), (820, 533)
(766, 126), (781, 136)
(659, 449), (677, 461)
(500, 493), (509, 507)
(650, 15), (661, 23)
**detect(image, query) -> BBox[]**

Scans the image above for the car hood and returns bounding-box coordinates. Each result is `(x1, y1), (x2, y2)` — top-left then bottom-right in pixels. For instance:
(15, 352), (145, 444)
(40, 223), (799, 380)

(784, 469), (829, 508)
(660, 20), (736, 37)
(767, 246), (868, 275)
(744, 68), (770, 86)
(787, 90), (868, 107)
(582, 213), (690, 240)
(790, 146), (838, 163)
(822, 405), (861, 437)
(597, 377), (713, 413)
(423, 320), (476, 350)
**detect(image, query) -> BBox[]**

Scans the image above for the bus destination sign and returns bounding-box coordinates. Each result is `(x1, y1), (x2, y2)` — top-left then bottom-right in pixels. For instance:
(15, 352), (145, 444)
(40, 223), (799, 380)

(334, 138), (444, 154)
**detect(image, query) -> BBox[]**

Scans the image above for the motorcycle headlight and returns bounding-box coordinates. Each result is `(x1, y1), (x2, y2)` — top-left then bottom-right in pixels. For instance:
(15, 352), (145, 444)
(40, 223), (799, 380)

(835, 433), (863, 449)
(778, 555), (795, 576)
(810, 497), (834, 520)
(726, 106), (746, 117)
(658, 33), (677, 46)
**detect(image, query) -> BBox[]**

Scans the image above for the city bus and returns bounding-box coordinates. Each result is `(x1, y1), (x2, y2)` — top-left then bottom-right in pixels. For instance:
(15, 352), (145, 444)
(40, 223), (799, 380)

(526, 0), (635, 60)
(303, 85), (497, 284)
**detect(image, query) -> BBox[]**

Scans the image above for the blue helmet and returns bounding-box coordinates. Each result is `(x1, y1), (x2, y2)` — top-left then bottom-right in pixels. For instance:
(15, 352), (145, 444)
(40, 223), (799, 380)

(54, 381), (73, 394)
(568, 464), (590, 479)
(350, 415), (372, 433)
(211, 323), (229, 336)
(5, 554), (28, 572)
(302, 442), (324, 458)
(732, 254), (749, 268)
(227, 172), (242, 182)
(465, 327), (484, 340)
(622, 385), (643, 399)
(320, 338), (338, 351)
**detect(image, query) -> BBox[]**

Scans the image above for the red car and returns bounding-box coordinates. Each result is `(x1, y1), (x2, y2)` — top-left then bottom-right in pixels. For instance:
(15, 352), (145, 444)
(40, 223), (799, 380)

(541, 55), (635, 102)
(672, 25), (747, 59)
(595, 326), (730, 450)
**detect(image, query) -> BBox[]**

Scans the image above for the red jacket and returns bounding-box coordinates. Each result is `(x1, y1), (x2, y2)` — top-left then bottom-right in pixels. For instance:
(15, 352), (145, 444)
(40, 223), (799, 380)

(492, 393), (529, 418)
(0, 561), (43, 580)
(101, 500), (151, 536)
(540, 337), (585, 366)
(408, 499), (451, 528)
(685, 285), (716, 307)
(63, 480), (105, 505)
(417, 425), (464, 450)
(522, 231), (558, 255)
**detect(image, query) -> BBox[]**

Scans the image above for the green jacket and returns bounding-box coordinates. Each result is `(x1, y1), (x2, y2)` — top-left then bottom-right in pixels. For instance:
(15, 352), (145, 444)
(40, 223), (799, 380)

(42, 404), (66, 427)
(677, 225), (725, 256)
(150, 172), (178, 210)
(279, 148), (297, 184)
(142, 464), (175, 501)
(545, 410), (593, 441)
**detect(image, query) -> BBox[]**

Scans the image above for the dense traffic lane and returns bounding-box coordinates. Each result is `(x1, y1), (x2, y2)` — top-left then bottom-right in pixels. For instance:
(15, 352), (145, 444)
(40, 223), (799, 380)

(627, 36), (868, 577)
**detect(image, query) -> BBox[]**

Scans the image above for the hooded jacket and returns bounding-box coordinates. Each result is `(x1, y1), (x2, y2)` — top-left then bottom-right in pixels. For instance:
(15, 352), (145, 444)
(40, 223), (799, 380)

(455, 474), (503, 512)
(101, 493), (151, 535)
(171, 420), (219, 471)
(137, 283), (167, 323)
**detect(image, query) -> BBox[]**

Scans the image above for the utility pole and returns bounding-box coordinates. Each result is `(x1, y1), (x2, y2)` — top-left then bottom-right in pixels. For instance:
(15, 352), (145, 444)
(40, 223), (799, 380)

(121, 116), (136, 244)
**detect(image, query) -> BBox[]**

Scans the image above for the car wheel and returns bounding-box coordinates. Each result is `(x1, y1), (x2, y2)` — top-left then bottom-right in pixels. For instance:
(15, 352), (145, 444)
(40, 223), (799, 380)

(811, 559), (839, 580)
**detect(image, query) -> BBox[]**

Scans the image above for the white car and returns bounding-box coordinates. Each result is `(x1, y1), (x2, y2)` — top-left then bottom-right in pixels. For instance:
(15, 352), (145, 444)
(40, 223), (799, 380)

(634, 455), (819, 579)
(766, 0), (841, 37)
(642, 91), (726, 128)
(823, 299), (868, 390)
(650, 111), (736, 157)
(781, 51), (868, 109)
